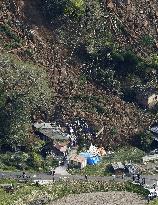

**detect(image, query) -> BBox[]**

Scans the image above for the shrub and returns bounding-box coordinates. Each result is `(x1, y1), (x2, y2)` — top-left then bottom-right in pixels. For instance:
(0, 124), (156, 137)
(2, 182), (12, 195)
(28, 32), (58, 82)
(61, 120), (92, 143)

(140, 34), (155, 47)
(125, 182), (149, 196)
(64, 0), (85, 18)
(131, 132), (153, 152)
(27, 152), (43, 170)
(111, 50), (140, 75)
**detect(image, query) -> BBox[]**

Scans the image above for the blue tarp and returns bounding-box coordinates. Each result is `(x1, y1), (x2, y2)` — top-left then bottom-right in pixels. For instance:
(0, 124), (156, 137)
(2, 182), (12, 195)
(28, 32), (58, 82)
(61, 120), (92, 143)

(79, 152), (100, 165)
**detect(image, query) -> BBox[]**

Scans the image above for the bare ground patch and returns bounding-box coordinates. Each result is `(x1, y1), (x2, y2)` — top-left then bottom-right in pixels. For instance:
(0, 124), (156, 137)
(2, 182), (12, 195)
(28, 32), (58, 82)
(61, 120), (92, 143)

(50, 191), (146, 205)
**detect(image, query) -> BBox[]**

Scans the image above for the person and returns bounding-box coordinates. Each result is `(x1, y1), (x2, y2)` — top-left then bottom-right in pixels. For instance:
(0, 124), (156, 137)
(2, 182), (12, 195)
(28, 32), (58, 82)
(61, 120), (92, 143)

(52, 170), (55, 176)
(132, 175), (135, 181)
(35, 181), (39, 186)
(112, 174), (116, 180)
(153, 190), (157, 198)
(137, 173), (140, 179)
(22, 172), (26, 178)
(67, 163), (70, 170)
(122, 173), (125, 179)
(153, 183), (156, 189)
(148, 193), (152, 201)
(85, 175), (88, 180)
(53, 177), (55, 182)
(142, 177), (145, 185)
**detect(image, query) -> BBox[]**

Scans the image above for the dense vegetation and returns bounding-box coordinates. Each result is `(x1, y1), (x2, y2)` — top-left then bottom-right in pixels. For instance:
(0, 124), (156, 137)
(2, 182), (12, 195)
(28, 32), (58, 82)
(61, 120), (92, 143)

(0, 54), (52, 148)
(0, 6), (157, 205)
(150, 199), (158, 205)
(0, 54), (54, 170)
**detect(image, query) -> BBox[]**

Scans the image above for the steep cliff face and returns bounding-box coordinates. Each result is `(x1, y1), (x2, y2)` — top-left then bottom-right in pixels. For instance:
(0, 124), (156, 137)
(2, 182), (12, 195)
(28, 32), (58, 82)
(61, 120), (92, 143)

(1, 0), (156, 147)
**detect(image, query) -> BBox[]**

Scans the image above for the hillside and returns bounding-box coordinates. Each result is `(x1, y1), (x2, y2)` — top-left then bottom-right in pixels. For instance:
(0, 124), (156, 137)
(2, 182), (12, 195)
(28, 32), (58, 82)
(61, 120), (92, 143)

(104, 0), (158, 56)
(0, 0), (158, 149)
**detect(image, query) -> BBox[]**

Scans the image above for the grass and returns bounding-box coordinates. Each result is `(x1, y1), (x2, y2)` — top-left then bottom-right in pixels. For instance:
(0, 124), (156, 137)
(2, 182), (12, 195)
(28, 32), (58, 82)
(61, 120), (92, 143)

(150, 199), (158, 205)
(111, 147), (145, 163)
(0, 179), (149, 205)
(68, 147), (145, 176)
(0, 179), (51, 205)
(68, 163), (111, 176)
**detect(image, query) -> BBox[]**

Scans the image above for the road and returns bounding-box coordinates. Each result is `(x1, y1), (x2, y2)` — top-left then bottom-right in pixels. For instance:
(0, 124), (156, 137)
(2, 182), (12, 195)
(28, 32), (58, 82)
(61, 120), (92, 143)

(0, 171), (158, 187)
(0, 171), (115, 181)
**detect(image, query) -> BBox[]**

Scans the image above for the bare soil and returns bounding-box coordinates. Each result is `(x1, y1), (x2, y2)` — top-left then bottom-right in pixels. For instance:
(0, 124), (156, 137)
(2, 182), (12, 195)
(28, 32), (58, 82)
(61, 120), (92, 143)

(49, 191), (146, 205)
(1, 0), (156, 147)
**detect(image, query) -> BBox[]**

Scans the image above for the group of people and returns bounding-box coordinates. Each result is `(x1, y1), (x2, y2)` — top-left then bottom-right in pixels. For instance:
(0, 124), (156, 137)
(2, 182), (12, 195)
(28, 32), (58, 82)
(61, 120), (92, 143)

(131, 173), (158, 203)
(132, 173), (146, 185)
(17, 172), (30, 179)
(148, 184), (157, 203)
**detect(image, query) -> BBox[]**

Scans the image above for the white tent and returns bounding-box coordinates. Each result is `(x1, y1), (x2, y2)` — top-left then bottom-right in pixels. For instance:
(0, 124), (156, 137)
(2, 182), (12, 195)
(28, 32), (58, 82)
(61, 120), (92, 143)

(88, 144), (98, 156)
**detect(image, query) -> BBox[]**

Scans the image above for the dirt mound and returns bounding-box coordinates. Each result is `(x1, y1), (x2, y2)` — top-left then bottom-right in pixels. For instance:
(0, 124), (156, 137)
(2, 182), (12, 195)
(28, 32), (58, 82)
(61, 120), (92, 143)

(50, 191), (146, 205)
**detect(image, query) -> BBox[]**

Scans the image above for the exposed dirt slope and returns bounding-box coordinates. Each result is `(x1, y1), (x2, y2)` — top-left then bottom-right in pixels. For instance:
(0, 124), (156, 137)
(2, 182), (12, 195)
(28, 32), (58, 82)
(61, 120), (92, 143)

(105, 0), (158, 56)
(50, 191), (146, 205)
(0, 0), (156, 147)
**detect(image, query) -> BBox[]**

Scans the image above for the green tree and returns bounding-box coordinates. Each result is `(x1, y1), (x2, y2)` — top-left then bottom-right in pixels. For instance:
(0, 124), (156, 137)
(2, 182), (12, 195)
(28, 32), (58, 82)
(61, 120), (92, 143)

(0, 54), (52, 149)
(27, 152), (43, 169)
(132, 131), (153, 152)
(64, 0), (85, 18)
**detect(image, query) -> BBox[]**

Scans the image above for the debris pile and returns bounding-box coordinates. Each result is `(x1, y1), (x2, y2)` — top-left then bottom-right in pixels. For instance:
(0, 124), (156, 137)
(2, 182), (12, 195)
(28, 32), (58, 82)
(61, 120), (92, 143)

(1, 0), (156, 148)
(104, 0), (158, 56)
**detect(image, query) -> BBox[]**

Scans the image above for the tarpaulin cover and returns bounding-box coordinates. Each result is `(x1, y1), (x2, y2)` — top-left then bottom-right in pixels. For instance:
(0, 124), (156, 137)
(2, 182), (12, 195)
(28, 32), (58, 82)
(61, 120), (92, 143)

(79, 152), (100, 165)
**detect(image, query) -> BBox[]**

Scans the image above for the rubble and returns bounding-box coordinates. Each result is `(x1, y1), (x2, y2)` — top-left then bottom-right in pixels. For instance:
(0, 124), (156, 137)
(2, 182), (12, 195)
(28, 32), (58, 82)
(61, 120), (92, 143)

(0, 0), (156, 148)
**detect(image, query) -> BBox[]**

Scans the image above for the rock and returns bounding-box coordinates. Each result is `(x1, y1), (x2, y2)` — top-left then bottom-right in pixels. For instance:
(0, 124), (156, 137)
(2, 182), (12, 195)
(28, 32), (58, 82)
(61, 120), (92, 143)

(144, 20), (148, 27)
(107, 0), (115, 9)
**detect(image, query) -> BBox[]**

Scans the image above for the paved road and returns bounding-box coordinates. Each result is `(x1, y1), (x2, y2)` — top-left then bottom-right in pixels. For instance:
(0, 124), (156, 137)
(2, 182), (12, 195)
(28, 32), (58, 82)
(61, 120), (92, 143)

(54, 166), (70, 175)
(0, 171), (158, 187)
(0, 171), (114, 181)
